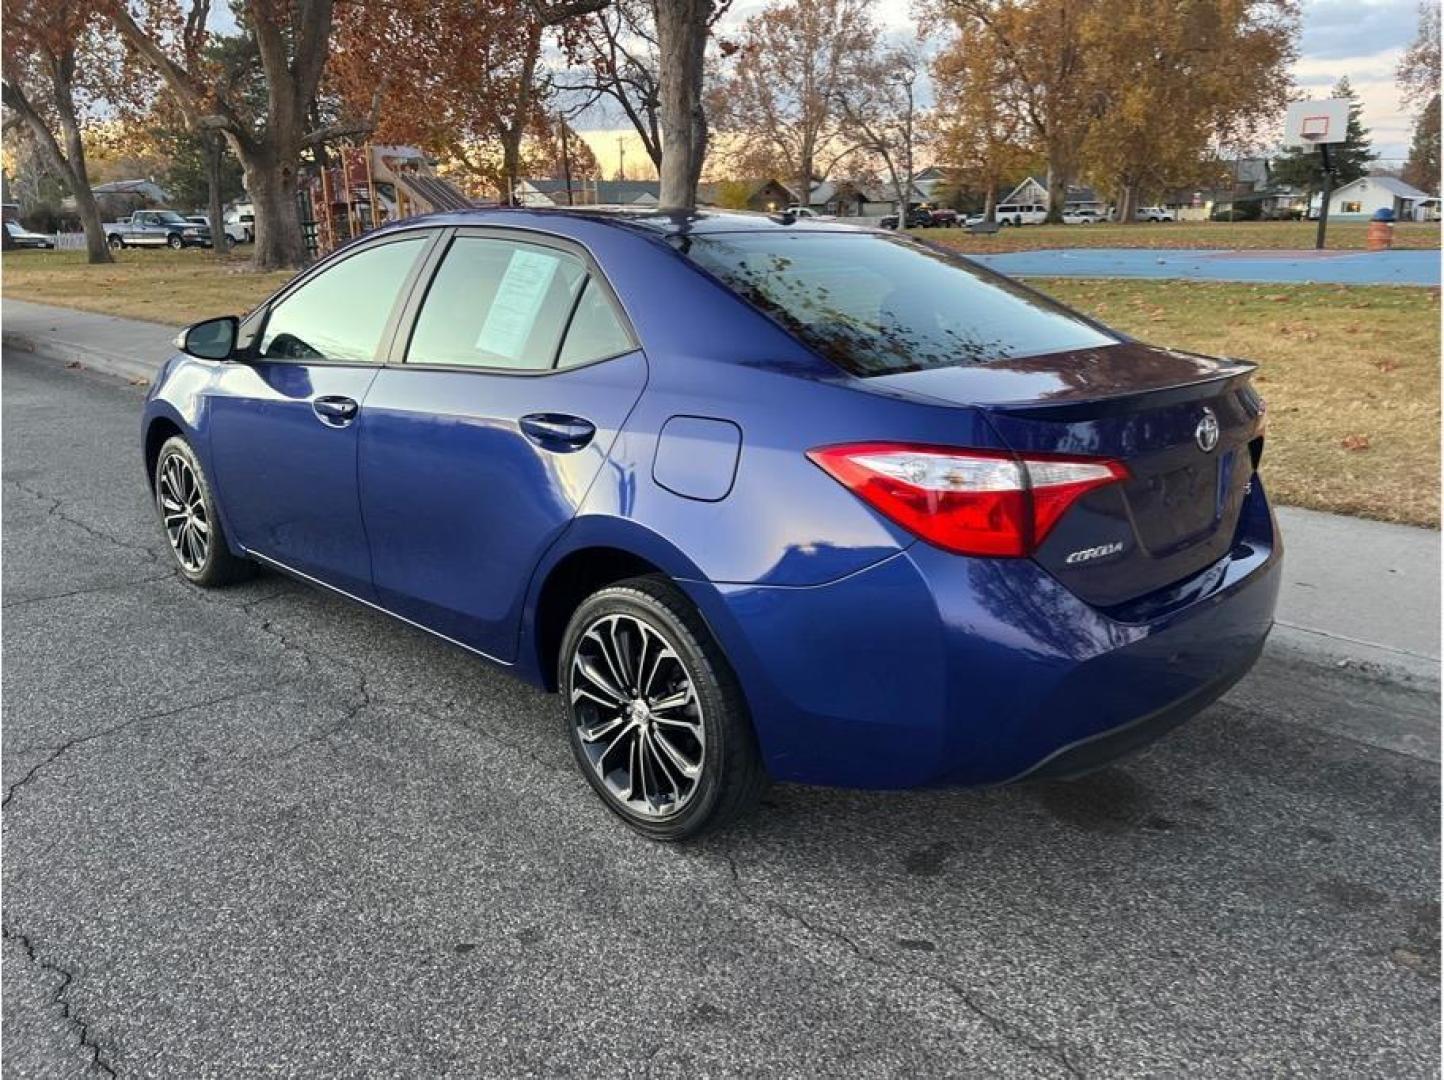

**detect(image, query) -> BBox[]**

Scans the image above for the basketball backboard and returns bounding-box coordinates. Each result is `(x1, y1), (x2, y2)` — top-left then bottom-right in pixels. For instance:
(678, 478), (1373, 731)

(1282, 98), (1350, 148)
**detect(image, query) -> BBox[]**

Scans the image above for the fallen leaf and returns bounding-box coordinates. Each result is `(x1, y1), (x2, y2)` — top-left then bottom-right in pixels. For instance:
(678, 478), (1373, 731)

(1340, 434), (1371, 451)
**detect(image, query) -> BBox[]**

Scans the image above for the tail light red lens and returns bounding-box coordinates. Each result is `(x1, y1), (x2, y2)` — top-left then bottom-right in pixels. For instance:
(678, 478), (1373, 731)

(807, 442), (1128, 558)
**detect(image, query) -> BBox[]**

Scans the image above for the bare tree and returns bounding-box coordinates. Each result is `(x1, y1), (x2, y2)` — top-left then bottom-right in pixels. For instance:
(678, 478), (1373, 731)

(557, 0), (663, 174)
(714, 0), (874, 210)
(111, 0), (379, 269)
(835, 44), (926, 230)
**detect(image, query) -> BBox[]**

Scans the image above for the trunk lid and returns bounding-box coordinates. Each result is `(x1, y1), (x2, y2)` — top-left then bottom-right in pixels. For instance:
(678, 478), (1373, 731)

(869, 342), (1267, 609)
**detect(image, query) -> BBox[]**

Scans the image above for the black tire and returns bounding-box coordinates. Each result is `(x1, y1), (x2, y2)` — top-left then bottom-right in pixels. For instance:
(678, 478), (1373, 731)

(107, 234), (124, 249)
(167, 233), (184, 250)
(154, 435), (254, 587)
(559, 575), (766, 841)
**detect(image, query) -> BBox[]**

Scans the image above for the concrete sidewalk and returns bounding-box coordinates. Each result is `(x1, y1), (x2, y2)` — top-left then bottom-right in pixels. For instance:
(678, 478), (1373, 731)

(3, 298), (176, 383)
(4, 296), (1439, 688)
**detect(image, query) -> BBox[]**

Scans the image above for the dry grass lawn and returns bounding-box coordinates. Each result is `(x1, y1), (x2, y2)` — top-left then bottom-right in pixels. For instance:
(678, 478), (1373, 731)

(1039, 278), (1440, 528)
(3, 248), (293, 325)
(919, 219), (1442, 254)
(4, 248), (1438, 526)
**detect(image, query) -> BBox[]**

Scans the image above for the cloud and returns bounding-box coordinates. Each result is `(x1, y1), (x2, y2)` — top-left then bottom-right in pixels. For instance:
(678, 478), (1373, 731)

(1299, 0), (1419, 59)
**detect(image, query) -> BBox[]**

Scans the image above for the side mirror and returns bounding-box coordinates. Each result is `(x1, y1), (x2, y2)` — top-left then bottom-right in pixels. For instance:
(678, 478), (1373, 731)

(175, 316), (238, 361)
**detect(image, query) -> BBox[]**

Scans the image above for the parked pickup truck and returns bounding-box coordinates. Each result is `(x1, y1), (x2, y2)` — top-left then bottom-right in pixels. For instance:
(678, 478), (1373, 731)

(105, 209), (214, 250)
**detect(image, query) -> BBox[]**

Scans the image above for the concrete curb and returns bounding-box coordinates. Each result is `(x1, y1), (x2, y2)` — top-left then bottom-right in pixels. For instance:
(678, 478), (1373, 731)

(2, 328), (161, 385)
(1268, 624), (1439, 694)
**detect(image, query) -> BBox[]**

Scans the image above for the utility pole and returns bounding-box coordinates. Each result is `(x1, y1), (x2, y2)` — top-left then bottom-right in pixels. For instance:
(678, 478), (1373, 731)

(617, 136), (626, 182)
(560, 118), (574, 206)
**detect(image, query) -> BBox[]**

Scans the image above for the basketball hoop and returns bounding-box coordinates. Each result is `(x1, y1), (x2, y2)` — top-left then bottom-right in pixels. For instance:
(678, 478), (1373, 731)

(1300, 116), (1330, 142)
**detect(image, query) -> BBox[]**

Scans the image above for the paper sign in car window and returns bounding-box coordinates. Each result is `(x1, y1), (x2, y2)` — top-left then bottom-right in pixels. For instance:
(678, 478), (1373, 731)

(476, 248), (560, 361)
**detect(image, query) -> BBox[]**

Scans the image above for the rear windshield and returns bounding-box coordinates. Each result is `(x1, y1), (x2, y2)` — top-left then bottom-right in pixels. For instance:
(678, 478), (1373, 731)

(678, 232), (1115, 376)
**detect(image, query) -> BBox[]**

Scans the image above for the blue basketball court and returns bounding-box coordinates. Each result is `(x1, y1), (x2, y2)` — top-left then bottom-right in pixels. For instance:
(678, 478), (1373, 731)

(970, 247), (1440, 286)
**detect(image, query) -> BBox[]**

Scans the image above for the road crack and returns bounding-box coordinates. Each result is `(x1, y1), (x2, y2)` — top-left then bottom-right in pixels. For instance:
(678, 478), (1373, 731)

(2, 571), (179, 610)
(1, 924), (117, 1076)
(4, 478), (159, 566)
(3, 688), (264, 810)
(718, 853), (1085, 1077)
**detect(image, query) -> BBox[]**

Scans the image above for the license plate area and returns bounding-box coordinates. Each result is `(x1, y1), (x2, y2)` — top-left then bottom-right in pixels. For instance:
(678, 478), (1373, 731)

(1129, 456), (1221, 552)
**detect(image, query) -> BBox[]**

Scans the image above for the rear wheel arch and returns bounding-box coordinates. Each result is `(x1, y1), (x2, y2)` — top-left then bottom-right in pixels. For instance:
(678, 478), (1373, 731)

(531, 546), (669, 692)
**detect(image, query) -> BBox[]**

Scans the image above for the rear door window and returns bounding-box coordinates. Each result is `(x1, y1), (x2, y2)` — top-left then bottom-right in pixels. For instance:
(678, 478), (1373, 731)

(407, 237), (588, 370)
(557, 278), (633, 368)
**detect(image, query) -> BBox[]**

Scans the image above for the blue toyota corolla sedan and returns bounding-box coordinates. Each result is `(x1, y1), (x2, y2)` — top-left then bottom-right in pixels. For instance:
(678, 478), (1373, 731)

(142, 208), (1280, 839)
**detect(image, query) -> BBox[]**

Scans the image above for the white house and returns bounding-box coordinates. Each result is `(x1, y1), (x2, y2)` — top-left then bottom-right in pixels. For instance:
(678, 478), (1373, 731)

(1316, 175), (1433, 221)
(1000, 176), (1105, 214)
(515, 179), (659, 208)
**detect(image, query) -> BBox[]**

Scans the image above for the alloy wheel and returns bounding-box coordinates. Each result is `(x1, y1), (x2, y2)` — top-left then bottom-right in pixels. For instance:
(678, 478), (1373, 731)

(569, 613), (705, 818)
(158, 452), (210, 573)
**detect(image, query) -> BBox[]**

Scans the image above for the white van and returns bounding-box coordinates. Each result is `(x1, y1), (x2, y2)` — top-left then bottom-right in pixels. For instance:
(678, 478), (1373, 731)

(223, 204), (255, 243)
(994, 203), (1048, 226)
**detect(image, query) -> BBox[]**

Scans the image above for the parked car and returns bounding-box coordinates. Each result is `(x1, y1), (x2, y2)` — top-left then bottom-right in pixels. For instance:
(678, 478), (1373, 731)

(4, 221), (56, 249)
(1062, 209), (1103, 225)
(994, 203), (1047, 226)
(185, 215), (236, 248)
(105, 209), (214, 249)
(144, 210), (1279, 840)
(926, 208), (960, 227)
(879, 205), (935, 229)
(224, 206), (255, 243)
(1136, 206), (1176, 222)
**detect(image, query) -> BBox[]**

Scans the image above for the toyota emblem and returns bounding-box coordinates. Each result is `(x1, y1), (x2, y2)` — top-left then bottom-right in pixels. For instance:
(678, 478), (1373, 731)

(1195, 407), (1220, 453)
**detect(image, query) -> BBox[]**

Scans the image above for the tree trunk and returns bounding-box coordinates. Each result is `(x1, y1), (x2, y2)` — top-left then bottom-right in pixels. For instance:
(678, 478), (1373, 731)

(654, 0), (714, 210)
(1044, 160), (1067, 224)
(501, 128), (524, 205)
(32, 52), (112, 265)
(205, 133), (228, 260)
(239, 146), (306, 271)
(1115, 181), (1139, 225)
(983, 187), (996, 222)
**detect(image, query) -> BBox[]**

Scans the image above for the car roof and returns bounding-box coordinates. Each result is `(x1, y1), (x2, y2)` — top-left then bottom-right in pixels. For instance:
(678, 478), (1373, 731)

(382, 206), (879, 240)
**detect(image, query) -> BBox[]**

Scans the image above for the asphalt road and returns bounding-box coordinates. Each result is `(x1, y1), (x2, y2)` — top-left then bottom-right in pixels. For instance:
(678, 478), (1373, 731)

(3, 349), (1439, 1078)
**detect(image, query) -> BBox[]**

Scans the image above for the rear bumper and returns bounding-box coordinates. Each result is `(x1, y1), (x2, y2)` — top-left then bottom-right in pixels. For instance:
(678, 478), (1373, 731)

(1006, 638), (1262, 783)
(687, 481), (1280, 789)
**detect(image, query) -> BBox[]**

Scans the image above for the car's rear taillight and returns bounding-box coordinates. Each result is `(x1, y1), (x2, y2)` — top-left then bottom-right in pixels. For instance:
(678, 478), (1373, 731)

(807, 442), (1128, 558)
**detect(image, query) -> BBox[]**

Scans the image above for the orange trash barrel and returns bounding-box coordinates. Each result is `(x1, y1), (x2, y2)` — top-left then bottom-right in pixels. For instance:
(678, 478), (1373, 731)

(1367, 210), (1395, 251)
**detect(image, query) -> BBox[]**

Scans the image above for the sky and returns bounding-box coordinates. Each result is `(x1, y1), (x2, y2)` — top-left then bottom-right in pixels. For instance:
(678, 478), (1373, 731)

(207, 0), (1423, 169)
(575, 0), (1424, 174)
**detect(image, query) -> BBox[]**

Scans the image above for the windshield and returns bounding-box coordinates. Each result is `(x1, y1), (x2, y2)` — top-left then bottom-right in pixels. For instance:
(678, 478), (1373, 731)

(677, 232), (1116, 377)
(153, 211), (187, 224)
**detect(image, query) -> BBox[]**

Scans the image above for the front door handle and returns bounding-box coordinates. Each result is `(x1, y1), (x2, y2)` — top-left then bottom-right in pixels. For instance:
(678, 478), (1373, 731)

(312, 395), (359, 427)
(519, 413), (596, 452)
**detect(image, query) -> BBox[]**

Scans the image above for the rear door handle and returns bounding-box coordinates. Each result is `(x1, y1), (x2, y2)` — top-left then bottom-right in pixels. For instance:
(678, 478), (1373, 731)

(519, 413), (596, 452)
(312, 395), (359, 427)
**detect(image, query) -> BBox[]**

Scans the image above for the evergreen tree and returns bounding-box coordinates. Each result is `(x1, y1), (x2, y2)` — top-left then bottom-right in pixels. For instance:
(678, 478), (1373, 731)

(1402, 95), (1440, 195)
(1270, 77), (1376, 190)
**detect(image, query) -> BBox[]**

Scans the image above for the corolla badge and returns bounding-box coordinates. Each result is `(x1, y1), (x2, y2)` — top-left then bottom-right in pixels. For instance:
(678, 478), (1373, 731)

(1065, 541), (1125, 565)
(1195, 407), (1220, 453)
